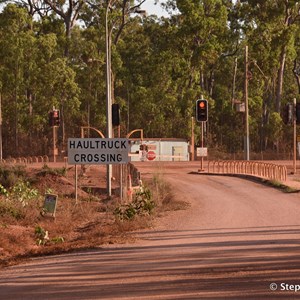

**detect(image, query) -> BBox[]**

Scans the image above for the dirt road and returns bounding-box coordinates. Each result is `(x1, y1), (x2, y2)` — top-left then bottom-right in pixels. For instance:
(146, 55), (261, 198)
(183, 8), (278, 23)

(1, 162), (300, 299)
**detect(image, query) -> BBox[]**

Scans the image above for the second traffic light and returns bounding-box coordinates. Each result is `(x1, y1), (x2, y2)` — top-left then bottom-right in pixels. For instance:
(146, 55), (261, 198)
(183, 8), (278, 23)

(196, 99), (208, 122)
(296, 103), (300, 125)
(282, 102), (300, 125)
(112, 103), (120, 126)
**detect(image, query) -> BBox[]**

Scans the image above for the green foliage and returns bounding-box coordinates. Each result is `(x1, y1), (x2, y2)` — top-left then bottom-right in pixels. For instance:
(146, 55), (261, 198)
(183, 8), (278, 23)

(0, 176), (40, 219)
(0, 1), (300, 156)
(265, 112), (283, 144)
(0, 165), (26, 188)
(35, 225), (49, 246)
(0, 165), (40, 219)
(51, 236), (65, 244)
(35, 225), (64, 246)
(10, 181), (39, 207)
(38, 165), (67, 177)
(0, 184), (9, 197)
(114, 187), (154, 221)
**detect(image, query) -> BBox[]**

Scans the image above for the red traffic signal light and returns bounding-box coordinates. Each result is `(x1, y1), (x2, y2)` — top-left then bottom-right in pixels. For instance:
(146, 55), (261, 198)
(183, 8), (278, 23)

(49, 109), (60, 127)
(196, 99), (208, 122)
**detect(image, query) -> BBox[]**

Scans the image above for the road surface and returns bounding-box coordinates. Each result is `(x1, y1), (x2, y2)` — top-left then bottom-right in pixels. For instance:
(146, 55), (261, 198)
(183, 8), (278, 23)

(1, 162), (300, 299)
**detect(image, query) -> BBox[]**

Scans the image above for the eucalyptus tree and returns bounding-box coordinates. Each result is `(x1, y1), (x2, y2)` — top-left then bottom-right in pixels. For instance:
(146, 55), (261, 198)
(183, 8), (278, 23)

(293, 25), (300, 94)
(67, 0), (147, 136)
(0, 3), (82, 156)
(238, 0), (300, 112)
(173, 0), (238, 147)
(117, 15), (190, 137)
(0, 4), (36, 155)
(233, 0), (300, 153)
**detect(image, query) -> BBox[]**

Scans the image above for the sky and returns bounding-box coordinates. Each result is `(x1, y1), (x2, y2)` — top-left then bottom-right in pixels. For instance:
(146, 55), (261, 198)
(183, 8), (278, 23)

(140, 0), (171, 18)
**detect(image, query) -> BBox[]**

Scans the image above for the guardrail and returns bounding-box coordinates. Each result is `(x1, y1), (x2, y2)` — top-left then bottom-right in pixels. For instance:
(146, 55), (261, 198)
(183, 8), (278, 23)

(207, 160), (287, 182)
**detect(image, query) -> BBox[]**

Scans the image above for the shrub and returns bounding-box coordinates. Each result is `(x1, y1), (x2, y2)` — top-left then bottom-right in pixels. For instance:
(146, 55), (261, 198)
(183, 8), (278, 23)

(0, 179), (40, 220)
(114, 187), (154, 221)
(35, 225), (49, 245)
(0, 184), (9, 197)
(10, 181), (39, 207)
(0, 200), (23, 219)
(38, 165), (67, 177)
(35, 226), (65, 246)
(0, 165), (26, 188)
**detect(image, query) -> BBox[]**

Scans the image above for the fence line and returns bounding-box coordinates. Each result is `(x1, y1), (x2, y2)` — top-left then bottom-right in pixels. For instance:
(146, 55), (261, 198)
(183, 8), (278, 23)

(0, 156), (50, 165)
(207, 160), (287, 182)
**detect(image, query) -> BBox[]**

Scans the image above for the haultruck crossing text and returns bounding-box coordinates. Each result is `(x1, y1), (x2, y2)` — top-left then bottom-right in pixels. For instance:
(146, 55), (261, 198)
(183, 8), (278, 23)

(68, 138), (129, 165)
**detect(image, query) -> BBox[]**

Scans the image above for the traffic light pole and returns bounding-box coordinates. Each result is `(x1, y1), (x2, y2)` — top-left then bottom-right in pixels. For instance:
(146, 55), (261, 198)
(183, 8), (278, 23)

(53, 126), (56, 163)
(200, 122), (204, 171)
(190, 117), (194, 161)
(293, 98), (297, 174)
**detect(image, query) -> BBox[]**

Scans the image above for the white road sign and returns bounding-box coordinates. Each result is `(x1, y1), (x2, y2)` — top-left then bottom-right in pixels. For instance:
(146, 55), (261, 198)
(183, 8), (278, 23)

(68, 138), (129, 165)
(197, 147), (208, 157)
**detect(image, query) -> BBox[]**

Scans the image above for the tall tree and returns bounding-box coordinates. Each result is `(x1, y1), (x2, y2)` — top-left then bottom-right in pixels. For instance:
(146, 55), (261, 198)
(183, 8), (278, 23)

(238, 0), (300, 112)
(0, 4), (36, 155)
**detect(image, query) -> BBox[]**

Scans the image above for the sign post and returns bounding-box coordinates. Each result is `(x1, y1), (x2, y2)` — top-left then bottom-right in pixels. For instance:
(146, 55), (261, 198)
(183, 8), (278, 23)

(293, 98), (297, 174)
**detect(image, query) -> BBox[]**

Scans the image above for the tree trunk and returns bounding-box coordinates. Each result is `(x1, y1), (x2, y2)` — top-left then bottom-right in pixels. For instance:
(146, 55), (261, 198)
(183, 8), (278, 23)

(64, 19), (71, 57)
(275, 46), (286, 112)
(293, 59), (300, 94)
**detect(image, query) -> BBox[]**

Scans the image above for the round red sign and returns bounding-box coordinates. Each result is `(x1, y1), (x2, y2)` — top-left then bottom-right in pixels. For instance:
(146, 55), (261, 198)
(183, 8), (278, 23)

(147, 151), (156, 161)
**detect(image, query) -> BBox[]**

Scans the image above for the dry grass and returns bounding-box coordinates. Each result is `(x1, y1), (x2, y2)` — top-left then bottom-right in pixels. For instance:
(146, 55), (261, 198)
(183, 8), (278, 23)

(0, 197), (117, 267)
(0, 164), (188, 268)
(0, 165), (127, 268)
(147, 169), (190, 212)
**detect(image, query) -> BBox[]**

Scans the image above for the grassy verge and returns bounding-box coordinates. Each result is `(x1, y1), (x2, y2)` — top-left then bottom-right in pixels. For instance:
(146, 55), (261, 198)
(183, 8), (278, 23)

(0, 165), (189, 268)
(263, 179), (299, 193)
(113, 168), (189, 233)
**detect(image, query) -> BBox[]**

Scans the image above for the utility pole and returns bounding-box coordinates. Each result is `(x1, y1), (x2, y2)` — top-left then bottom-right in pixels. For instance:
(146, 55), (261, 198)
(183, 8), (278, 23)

(106, 1), (113, 197)
(244, 45), (250, 161)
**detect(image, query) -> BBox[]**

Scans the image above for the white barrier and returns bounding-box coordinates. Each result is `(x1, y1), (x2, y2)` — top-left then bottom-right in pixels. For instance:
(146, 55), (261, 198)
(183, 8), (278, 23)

(207, 160), (287, 182)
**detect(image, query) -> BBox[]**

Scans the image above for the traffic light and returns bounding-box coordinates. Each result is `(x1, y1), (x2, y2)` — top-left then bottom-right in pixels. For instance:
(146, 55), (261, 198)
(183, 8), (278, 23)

(112, 103), (120, 126)
(49, 109), (60, 127)
(296, 103), (300, 125)
(196, 99), (208, 122)
(282, 103), (293, 125)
